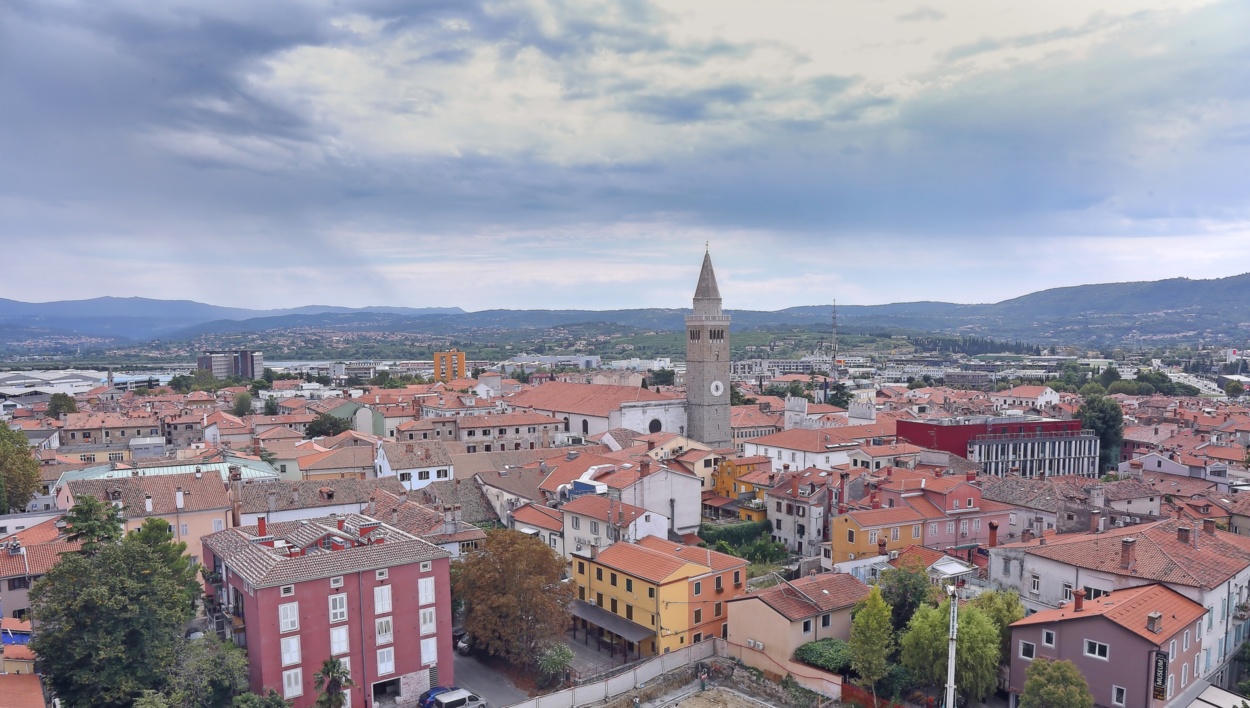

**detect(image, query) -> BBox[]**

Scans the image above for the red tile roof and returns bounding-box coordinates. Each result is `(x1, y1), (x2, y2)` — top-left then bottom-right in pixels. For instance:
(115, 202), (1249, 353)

(1011, 583), (1205, 643)
(511, 503), (564, 532)
(0, 673), (45, 708)
(635, 535), (747, 572)
(593, 542), (697, 584)
(738, 572), (871, 621)
(509, 381), (678, 418)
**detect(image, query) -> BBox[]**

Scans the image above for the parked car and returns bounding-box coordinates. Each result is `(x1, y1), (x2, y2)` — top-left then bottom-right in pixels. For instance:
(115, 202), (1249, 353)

(455, 633), (473, 656)
(418, 686), (459, 708)
(431, 688), (488, 708)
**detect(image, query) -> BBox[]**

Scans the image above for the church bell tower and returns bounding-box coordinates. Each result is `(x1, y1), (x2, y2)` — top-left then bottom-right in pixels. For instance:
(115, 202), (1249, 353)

(685, 249), (732, 450)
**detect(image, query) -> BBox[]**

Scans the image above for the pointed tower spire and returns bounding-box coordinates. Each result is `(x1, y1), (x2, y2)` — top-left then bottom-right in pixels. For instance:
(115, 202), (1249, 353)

(694, 249), (721, 301)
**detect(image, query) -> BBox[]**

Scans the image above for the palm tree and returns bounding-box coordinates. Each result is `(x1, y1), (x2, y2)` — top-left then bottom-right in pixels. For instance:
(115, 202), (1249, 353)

(313, 657), (356, 708)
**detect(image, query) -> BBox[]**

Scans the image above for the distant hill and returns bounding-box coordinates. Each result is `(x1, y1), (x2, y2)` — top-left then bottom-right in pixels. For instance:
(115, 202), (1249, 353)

(5, 273), (1250, 346)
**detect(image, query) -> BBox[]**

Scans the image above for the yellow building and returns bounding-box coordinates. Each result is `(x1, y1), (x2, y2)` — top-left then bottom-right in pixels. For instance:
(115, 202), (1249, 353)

(827, 506), (927, 564)
(572, 539), (747, 657)
(433, 350), (467, 383)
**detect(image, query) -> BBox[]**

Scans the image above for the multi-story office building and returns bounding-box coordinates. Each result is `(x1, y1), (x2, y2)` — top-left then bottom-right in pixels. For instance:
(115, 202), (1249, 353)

(897, 415), (1100, 478)
(198, 350), (264, 380)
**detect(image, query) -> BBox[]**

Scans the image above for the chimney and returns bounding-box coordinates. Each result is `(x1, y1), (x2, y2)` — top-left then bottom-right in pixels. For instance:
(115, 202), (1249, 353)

(1178, 526), (1191, 545)
(453, 504), (462, 523)
(195, 467), (203, 479)
(870, 493), (881, 510)
(1119, 537), (1137, 569)
(175, 486), (185, 510)
(368, 494), (377, 516)
(792, 476), (799, 498)
(144, 494), (153, 514)
(292, 487), (300, 506)
(258, 516), (268, 537)
(399, 490), (409, 505)
(988, 520), (999, 548)
(1146, 611), (1163, 633)
(267, 489), (278, 513)
(1073, 589), (1085, 612)
(391, 507), (399, 524)
(647, 439), (656, 451)
(1022, 528), (1035, 543)
(640, 458), (651, 477)
(966, 469), (976, 482)
(877, 538), (888, 556)
(337, 516), (345, 531)
(1204, 518), (1217, 535)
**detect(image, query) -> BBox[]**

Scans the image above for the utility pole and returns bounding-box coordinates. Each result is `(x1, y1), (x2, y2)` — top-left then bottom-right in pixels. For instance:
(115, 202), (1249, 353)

(944, 584), (958, 708)
(831, 299), (839, 376)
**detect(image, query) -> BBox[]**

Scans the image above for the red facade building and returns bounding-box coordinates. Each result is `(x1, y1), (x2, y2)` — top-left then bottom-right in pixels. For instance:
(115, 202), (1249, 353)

(203, 513), (453, 707)
(897, 415), (1099, 478)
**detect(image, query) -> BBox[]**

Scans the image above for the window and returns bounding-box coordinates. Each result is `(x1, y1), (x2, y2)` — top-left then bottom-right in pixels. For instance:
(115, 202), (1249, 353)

(1020, 641), (1036, 660)
(1063, 583), (1073, 602)
(1043, 630), (1055, 647)
(596, 568), (603, 581)
(280, 602), (299, 632)
(281, 585), (295, 597)
(590, 521), (600, 535)
(694, 581), (702, 596)
(281, 636), (301, 666)
(1169, 640), (1177, 660)
(376, 617), (394, 645)
(421, 561), (432, 572)
(626, 605), (634, 620)
(1167, 674), (1174, 700)
(421, 637), (437, 666)
(375, 585), (392, 614)
(1112, 686), (1126, 706)
(1030, 575), (1040, 594)
(913, 524), (921, 539)
(930, 523), (938, 535)
(868, 530), (878, 544)
(1084, 587), (1107, 600)
(330, 626), (349, 655)
(1084, 639), (1109, 660)
(1184, 630), (1191, 651)
(648, 587), (655, 598)
(968, 497), (975, 508)
(953, 499), (960, 509)
(626, 578), (633, 593)
(611, 573), (618, 587)
(734, 570), (741, 586)
(329, 594), (348, 623)
(1182, 662), (1189, 687)
(822, 613), (831, 628)
(378, 647), (395, 675)
(802, 619), (812, 634)
(283, 668), (303, 699)
(180, 523), (189, 537)
(213, 519), (224, 532)
(419, 577), (435, 605)
(330, 576), (344, 589)
(947, 521), (955, 534)
(715, 602), (723, 618)
(577, 561), (585, 575)
(694, 609), (702, 624)
(891, 527), (899, 542)
(847, 529), (856, 543)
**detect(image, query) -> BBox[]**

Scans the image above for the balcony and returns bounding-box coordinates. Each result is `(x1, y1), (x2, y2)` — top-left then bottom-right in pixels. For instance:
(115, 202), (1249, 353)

(738, 498), (766, 511)
(1234, 603), (1250, 622)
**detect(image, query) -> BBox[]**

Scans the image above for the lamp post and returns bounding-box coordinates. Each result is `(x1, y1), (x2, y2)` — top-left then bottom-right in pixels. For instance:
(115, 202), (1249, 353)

(944, 584), (958, 708)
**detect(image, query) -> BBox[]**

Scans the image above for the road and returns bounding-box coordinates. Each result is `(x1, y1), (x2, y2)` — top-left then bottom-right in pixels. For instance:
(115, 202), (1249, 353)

(452, 652), (529, 708)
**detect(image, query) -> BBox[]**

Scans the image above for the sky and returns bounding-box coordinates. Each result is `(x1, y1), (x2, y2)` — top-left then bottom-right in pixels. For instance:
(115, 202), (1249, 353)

(3, 0), (1249, 312)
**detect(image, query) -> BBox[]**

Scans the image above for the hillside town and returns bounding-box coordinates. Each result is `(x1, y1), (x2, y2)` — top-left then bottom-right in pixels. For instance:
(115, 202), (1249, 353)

(5, 253), (1250, 708)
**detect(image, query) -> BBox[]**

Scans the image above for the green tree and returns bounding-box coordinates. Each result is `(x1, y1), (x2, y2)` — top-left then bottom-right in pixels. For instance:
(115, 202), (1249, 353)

(849, 586), (894, 703)
(47, 392), (79, 418)
(166, 634), (249, 707)
(827, 382), (853, 408)
(305, 413), (352, 439)
(135, 691), (173, 708)
(970, 589), (1025, 660)
(263, 397), (280, 416)
(64, 492), (125, 555)
(878, 562), (934, 632)
(1227, 380), (1245, 398)
(794, 638), (853, 674)
(313, 657), (356, 708)
(900, 603), (947, 689)
(128, 518), (202, 609)
(536, 643), (574, 687)
(30, 537), (195, 707)
(1019, 658), (1094, 708)
(1078, 395), (1124, 473)
(0, 424), (40, 512)
(263, 368), (276, 384)
(232, 392), (254, 417)
(730, 385), (756, 406)
(1098, 366), (1121, 389)
(453, 529), (573, 668)
(650, 368), (676, 386)
(232, 690), (290, 708)
(1078, 382), (1106, 398)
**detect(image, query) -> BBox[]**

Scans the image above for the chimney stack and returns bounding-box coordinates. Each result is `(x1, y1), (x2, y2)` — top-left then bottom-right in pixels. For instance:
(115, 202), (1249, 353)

(1204, 518), (1217, 535)
(258, 516), (268, 537)
(966, 469), (976, 482)
(870, 493), (881, 510)
(1073, 589), (1085, 612)
(144, 494), (153, 514)
(640, 458), (651, 477)
(988, 520), (999, 548)
(1178, 526), (1191, 545)
(1120, 538), (1136, 569)
(336, 516), (345, 531)
(1022, 528), (1035, 543)
(877, 538), (888, 556)
(1146, 611), (1163, 633)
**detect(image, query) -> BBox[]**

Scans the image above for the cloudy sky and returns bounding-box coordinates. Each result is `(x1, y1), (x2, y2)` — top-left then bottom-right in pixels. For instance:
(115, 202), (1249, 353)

(3, 0), (1249, 311)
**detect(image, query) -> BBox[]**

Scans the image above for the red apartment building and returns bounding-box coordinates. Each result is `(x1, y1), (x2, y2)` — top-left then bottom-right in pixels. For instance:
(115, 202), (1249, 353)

(202, 514), (453, 707)
(897, 415), (1100, 478)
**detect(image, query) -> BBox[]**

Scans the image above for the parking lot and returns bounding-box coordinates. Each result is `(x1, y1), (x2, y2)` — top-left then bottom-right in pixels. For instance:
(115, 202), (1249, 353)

(452, 651), (529, 708)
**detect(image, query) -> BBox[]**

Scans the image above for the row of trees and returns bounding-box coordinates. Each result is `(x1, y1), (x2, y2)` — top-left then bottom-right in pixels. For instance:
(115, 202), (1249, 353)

(796, 563), (1094, 706)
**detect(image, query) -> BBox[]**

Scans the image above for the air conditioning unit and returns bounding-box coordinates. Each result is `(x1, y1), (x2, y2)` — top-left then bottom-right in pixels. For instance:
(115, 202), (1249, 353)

(889, 550), (899, 559)
(961, 532), (969, 538)
(576, 544), (583, 552)
(756, 641), (765, 650)
(746, 640), (756, 649)
(847, 553), (856, 560)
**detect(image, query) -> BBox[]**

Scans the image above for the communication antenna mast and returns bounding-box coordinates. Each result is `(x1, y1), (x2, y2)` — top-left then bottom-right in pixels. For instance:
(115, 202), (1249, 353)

(831, 299), (839, 375)
(944, 584), (958, 708)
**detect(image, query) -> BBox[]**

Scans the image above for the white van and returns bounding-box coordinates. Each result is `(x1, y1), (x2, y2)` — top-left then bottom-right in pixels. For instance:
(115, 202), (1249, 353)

(431, 689), (488, 708)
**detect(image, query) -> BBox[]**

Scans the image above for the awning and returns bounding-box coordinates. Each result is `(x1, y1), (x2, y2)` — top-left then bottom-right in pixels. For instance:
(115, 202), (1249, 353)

(570, 600), (654, 643)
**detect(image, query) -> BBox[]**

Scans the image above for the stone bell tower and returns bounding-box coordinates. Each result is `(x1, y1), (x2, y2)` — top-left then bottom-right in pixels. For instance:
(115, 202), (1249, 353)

(685, 249), (732, 450)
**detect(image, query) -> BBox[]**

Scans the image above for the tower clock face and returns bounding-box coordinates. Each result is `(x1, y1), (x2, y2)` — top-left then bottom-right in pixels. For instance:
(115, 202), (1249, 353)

(710, 380), (724, 397)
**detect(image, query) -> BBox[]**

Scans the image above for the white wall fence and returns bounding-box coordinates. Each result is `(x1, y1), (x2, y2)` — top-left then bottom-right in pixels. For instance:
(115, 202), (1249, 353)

(503, 640), (718, 708)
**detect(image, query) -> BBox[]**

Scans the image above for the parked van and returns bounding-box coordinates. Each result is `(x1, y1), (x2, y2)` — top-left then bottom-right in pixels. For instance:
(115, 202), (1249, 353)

(431, 689), (488, 708)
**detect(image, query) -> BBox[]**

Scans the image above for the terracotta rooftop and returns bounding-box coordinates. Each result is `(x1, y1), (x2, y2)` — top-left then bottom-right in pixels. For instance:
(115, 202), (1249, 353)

(511, 503), (564, 532)
(0, 673), (45, 708)
(239, 478), (407, 514)
(737, 572), (870, 621)
(635, 535), (746, 573)
(593, 542), (699, 584)
(67, 471), (230, 518)
(508, 381), (678, 418)
(1011, 583), (1205, 643)
(561, 494), (650, 525)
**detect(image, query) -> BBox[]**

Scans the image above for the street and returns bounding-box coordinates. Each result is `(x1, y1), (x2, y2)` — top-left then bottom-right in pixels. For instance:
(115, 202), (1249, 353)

(452, 651), (529, 708)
